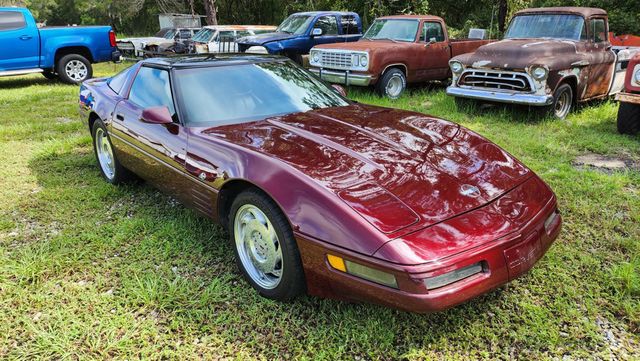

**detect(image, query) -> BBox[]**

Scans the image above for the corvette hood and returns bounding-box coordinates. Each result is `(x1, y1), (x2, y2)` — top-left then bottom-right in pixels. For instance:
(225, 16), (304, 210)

(456, 38), (582, 70)
(238, 32), (296, 46)
(202, 104), (531, 236)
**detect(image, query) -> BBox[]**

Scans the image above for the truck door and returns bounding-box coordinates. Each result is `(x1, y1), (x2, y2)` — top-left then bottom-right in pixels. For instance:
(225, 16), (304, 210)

(415, 21), (450, 80)
(0, 10), (39, 71)
(584, 17), (615, 99)
(309, 15), (340, 50)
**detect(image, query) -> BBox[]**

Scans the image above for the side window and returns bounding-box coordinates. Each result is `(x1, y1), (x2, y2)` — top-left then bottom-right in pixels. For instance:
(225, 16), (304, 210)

(341, 15), (359, 35)
(315, 16), (338, 35)
(422, 22), (445, 42)
(592, 18), (606, 43)
(179, 29), (191, 39)
(0, 11), (26, 31)
(107, 65), (134, 95)
(128, 67), (176, 117)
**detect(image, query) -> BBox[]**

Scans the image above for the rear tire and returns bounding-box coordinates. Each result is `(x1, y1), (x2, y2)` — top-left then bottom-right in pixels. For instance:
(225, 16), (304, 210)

(617, 102), (640, 135)
(376, 68), (406, 99)
(57, 54), (93, 84)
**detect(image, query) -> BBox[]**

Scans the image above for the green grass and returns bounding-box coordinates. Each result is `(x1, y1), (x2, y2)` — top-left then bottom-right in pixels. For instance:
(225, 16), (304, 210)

(0, 63), (638, 359)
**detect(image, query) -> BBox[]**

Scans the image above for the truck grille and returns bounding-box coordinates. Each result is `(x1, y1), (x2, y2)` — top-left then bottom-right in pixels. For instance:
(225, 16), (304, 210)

(459, 70), (532, 92)
(319, 51), (353, 69)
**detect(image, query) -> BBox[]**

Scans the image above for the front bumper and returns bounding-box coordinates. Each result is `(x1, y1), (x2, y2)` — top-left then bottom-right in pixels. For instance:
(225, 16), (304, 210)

(296, 195), (561, 313)
(309, 68), (373, 87)
(447, 86), (554, 106)
(616, 92), (640, 105)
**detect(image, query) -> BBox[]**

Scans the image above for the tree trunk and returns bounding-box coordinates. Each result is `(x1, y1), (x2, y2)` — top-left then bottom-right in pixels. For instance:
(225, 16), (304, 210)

(498, 0), (508, 33)
(203, 0), (218, 26)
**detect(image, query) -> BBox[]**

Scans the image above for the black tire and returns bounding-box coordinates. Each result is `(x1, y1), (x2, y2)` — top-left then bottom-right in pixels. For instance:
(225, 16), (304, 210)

(229, 189), (305, 301)
(57, 54), (93, 84)
(376, 68), (406, 99)
(540, 83), (573, 120)
(617, 102), (640, 135)
(42, 70), (57, 80)
(91, 119), (132, 184)
(455, 97), (479, 111)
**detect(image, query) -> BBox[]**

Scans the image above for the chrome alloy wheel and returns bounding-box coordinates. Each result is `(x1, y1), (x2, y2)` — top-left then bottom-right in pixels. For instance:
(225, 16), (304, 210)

(386, 74), (404, 98)
(234, 204), (283, 289)
(65, 60), (88, 82)
(554, 89), (572, 119)
(95, 128), (115, 180)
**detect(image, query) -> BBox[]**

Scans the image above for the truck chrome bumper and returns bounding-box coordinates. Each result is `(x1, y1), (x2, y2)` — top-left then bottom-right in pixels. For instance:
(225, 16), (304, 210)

(447, 86), (554, 106)
(615, 92), (640, 105)
(309, 68), (372, 86)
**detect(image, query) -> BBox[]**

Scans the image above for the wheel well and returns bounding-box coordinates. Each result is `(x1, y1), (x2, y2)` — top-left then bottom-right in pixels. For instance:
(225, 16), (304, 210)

(558, 76), (578, 104)
(55, 46), (94, 66)
(217, 179), (259, 230)
(88, 112), (100, 134)
(382, 64), (407, 77)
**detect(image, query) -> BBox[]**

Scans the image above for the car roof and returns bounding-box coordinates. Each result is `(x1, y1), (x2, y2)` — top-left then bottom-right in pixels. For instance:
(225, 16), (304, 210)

(201, 25), (276, 30)
(515, 7), (607, 18)
(292, 11), (358, 16)
(141, 54), (285, 69)
(378, 14), (444, 21)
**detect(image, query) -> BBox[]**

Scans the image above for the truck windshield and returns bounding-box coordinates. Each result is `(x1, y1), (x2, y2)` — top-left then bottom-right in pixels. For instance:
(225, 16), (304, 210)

(277, 15), (313, 35)
(193, 28), (215, 42)
(163, 29), (177, 39)
(363, 19), (419, 42)
(505, 14), (586, 41)
(174, 61), (349, 126)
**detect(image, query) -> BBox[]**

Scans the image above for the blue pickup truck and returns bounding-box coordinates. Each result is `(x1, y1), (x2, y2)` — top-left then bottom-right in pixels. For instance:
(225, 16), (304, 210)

(237, 11), (362, 63)
(0, 7), (120, 84)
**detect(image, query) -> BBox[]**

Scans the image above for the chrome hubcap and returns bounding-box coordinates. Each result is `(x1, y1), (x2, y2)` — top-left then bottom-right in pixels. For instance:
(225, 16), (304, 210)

(555, 90), (572, 119)
(65, 60), (88, 81)
(234, 204), (283, 289)
(386, 75), (404, 98)
(95, 128), (115, 180)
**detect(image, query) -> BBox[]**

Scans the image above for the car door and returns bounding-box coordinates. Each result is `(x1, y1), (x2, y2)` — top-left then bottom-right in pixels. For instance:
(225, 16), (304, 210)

(584, 17), (616, 99)
(110, 66), (191, 201)
(415, 21), (450, 80)
(310, 15), (341, 49)
(0, 10), (39, 71)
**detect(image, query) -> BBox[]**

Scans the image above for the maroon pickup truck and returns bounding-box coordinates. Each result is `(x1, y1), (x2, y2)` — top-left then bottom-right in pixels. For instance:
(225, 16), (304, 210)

(615, 53), (640, 134)
(308, 15), (492, 98)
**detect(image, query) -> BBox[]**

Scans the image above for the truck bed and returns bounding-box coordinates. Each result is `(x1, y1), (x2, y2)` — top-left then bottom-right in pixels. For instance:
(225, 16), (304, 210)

(450, 39), (494, 58)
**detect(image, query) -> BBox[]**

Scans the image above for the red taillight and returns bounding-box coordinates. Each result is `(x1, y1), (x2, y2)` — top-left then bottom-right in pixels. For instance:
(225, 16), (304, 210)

(109, 30), (116, 47)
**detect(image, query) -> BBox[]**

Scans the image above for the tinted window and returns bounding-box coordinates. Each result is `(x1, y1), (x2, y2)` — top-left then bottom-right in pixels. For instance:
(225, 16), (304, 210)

(129, 67), (176, 116)
(592, 18), (606, 43)
(315, 16), (338, 35)
(422, 22), (445, 42)
(173, 61), (349, 126)
(107, 65), (134, 95)
(341, 15), (359, 35)
(0, 11), (26, 31)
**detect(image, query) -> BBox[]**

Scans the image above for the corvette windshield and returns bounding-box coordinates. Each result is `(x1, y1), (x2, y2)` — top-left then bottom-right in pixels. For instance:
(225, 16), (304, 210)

(363, 19), (419, 42)
(174, 61), (349, 126)
(277, 15), (313, 35)
(505, 14), (586, 41)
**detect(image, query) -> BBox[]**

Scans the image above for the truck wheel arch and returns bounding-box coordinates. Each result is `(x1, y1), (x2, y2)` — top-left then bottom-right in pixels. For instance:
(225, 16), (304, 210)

(381, 63), (408, 78)
(556, 75), (579, 105)
(55, 46), (94, 65)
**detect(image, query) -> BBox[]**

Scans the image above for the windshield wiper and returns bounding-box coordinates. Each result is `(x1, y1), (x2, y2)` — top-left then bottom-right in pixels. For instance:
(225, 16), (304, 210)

(369, 37), (399, 43)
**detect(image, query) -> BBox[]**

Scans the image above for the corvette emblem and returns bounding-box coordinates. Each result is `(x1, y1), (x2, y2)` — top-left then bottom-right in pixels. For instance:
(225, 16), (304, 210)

(460, 184), (481, 198)
(199, 172), (207, 181)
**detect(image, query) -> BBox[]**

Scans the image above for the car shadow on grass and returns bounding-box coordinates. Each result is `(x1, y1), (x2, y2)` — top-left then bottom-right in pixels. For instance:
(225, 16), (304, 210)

(0, 76), (62, 89)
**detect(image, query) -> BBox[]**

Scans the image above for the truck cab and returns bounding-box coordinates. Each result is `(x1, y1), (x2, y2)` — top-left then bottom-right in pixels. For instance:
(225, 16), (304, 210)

(236, 11), (362, 63)
(0, 7), (120, 84)
(446, 7), (638, 119)
(615, 53), (640, 135)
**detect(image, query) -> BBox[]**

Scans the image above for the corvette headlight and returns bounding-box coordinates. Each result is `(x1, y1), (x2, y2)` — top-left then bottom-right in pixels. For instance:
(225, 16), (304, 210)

(360, 54), (368, 67)
(327, 254), (398, 288)
(450, 61), (464, 74)
(311, 51), (320, 64)
(246, 46), (268, 54)
(531, 66), (549, 80)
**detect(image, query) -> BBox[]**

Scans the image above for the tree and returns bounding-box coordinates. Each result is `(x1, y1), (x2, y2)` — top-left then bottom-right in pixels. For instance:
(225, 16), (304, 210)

(203, 0), (218, 25)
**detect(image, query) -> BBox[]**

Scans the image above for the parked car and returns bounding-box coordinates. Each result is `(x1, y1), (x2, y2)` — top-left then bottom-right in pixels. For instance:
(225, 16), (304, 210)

(78, 55), (561, 312)
(615, 53), (640, 134)
(190, 25), (277, 54)
(237, 11), (362, 63)
(309, 15), (493, 99)
(0, 7), (120, 84)
(446, 7), (639, 119)
(116, 27), (200, 57)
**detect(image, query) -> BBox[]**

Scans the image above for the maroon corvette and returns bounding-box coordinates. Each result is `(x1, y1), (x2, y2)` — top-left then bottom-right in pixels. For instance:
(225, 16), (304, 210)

(79, 55), (561, 312)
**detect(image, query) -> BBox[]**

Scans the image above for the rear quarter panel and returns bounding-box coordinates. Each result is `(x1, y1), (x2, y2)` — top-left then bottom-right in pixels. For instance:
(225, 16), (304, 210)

(40, 26), (115, 67)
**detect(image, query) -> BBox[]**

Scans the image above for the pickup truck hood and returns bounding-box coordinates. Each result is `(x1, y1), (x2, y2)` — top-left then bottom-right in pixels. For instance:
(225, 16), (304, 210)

(315, 39), (403, 53)
(238, 32), (297, 46)
(456, 38), (582, 70)
(201, 104), (531, 235)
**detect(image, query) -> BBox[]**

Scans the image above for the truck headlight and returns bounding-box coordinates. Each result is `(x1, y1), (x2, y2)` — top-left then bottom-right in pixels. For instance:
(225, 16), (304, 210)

(327, 254), (398, 288)
(450, 61), (464, 74)
(531, 66), (549, 81)
(360, 54), (368, 67)
(311, 51), (320, 64)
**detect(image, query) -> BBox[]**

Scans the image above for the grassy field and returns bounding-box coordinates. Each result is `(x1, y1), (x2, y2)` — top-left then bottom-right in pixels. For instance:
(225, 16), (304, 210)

(0, 62), (638, 360)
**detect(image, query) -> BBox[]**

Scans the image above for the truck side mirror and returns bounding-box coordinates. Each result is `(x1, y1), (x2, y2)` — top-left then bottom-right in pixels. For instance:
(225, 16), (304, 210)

(311, 28), (323, 37)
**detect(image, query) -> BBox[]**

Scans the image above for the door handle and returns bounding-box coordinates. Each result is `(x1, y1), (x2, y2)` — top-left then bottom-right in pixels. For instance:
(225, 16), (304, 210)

(115, 113), (125, 121)
(19, 35), (33, 40)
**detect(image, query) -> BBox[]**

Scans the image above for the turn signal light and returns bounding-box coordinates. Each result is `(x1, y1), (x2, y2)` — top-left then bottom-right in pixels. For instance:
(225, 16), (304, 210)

(327, 254), (398, 289)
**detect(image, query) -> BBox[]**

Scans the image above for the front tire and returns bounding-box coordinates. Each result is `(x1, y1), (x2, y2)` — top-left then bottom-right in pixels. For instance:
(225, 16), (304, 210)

(617, 102), (640, 135)
(91, 119), (131, 184)
(376, 68), (406, 99)
(542, 83), (573, 120)
(57, 54), (93, 84)
(229, 189), (305, 301)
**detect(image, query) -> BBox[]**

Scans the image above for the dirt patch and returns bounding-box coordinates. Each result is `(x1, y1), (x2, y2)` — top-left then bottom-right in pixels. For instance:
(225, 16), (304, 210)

(573, 153), (640, 173)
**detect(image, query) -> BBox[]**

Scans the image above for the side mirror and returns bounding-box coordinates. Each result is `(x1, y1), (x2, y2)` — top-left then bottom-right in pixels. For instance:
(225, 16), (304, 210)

(311, 28), (323, 37)
(332, 84), (347, 97)
(424, 38), (436, 47)
(141, 106), (173, 124)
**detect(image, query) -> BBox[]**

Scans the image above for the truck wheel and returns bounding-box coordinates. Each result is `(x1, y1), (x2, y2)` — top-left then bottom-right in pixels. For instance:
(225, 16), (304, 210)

(617, 102), (640, 135)
(541, 83), (573, 120)
(57, 54), (93, 84)
(376, 68), (406, 99)
(42, 70), (57, 80)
